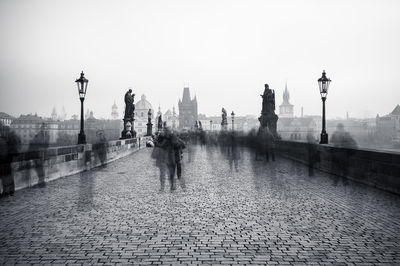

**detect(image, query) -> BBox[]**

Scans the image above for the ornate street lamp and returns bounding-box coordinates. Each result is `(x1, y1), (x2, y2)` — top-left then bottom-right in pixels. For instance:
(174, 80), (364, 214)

(75, 71), (88, 144)
(318, 70), (331, 144)
(231, 111), (235, 131)
(210, 120), (213, 131)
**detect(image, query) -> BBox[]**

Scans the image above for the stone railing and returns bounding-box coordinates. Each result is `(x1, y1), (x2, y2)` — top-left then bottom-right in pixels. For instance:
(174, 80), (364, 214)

(276, 140), (400, 195)
(0, 137), (151, 193)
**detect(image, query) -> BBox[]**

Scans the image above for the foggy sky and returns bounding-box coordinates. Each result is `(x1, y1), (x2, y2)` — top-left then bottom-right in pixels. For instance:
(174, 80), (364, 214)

(0, 0), (399, 119)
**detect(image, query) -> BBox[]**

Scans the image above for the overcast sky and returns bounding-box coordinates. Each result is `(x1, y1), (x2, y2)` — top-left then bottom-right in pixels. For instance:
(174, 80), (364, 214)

(0, 0), (399, 119)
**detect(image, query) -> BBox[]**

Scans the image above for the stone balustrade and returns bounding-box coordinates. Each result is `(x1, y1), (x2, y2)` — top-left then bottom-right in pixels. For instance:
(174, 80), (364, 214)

(276, 140), (400, 194)
(0, 137), (151, 193)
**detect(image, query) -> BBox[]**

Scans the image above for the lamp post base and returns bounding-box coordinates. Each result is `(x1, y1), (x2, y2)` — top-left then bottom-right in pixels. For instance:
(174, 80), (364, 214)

(320, 132), (328, 144)
(78, 133), (86, 144)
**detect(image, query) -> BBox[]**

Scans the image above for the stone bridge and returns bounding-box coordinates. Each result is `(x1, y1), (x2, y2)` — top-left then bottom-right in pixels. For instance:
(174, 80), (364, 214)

(0, 144), (400, 265)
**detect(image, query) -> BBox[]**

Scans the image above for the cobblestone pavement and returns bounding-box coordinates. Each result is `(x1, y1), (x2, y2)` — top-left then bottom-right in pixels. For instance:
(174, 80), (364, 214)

(1, 145), (400, 265)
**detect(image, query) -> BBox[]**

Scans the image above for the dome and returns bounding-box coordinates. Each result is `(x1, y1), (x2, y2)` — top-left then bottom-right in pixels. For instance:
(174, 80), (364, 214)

(135, 94), (153, 111)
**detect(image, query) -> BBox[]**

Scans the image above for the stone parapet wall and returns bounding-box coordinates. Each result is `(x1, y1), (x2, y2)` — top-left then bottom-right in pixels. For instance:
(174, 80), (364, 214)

(0, 137), (150, 193)
(276, 140), (400, 194)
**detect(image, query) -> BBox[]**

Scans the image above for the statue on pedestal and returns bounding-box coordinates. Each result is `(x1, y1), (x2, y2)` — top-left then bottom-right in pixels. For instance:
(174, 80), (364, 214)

(221, 108), (228, 130)
(121, 89), (136, 139)
(258, 84), (278, 137)
(146, 109), (153, 136)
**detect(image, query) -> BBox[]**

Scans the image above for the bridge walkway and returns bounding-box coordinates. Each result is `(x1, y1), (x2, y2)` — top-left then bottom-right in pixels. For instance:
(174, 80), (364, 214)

(0, 145), (399, 265)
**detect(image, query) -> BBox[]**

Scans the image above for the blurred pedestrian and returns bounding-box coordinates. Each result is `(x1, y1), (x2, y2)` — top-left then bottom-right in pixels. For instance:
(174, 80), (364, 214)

(153, 127), (186, 191)
(331, 123), (358, 149)
(152, 131), (168, 191)
(306, 129), (319, 176)
(264, 128), (276, 162)
(330, 123), (357, 183)
(256, 127), (275, 162)
(170, 133), (186, 189)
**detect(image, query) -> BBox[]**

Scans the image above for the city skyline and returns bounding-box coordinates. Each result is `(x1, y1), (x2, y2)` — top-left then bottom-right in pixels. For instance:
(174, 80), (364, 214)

(1, 0), (399, 119)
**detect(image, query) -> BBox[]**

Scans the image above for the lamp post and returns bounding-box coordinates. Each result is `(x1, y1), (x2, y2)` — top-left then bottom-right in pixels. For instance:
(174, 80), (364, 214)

(210, 120), (213, 131)
(75, 71), (88, 144)
(231, 111), (235, 131)
(318, 70), (331, 144)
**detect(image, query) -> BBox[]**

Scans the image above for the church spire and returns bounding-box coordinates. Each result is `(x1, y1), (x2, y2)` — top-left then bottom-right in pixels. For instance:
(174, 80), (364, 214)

(283, 82), (290, 104)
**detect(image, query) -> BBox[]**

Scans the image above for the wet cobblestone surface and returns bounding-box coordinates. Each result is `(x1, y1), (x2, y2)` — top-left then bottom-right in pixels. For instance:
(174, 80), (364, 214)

(1, 145), (400, 265)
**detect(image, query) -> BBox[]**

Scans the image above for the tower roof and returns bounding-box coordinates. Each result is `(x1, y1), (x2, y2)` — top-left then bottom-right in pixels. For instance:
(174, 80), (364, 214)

(391, 104), (400, 115)
(164, 109), (172, 116)
(182, 87), (191, 103)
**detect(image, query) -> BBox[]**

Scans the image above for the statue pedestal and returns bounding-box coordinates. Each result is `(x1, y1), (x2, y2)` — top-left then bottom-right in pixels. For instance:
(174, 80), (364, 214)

(146, 122), (153, 136)
(121, 118), (136, 139)
(258, 113), (278, 137)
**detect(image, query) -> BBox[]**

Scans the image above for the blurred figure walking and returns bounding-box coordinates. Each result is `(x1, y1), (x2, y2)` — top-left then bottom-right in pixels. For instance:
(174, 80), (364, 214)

(256, 127), (275, 162)
(170, 133), (186, 189)
(153, 127), (186, 191)
(330, 123), (358, 184)
(306, 129), (319, 176)
(152, 131), (168, 191)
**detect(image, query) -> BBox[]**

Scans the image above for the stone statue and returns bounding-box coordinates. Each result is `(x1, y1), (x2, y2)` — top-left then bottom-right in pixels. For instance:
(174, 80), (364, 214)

(260, 84), (275, 115)
(147, 109), (152, 124)
(157, 115), (163, 132)
(121, 88), (136, 139)
(259, 83), (278, 137)
(221, 108), (228, 130)
(124, 89), (135, 119)
(146, 109), (153, 136)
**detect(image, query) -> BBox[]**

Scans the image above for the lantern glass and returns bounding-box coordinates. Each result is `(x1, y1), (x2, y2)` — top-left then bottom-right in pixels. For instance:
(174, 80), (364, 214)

(75, 72), (88, 100)
(318, 70), (331, 99)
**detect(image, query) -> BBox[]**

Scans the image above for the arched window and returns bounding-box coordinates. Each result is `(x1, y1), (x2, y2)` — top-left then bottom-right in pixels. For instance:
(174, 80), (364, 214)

(141, 112), (144, 117)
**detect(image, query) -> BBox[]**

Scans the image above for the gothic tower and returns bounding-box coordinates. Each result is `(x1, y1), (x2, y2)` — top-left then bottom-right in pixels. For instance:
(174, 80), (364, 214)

(279, 82), (294, 118)
(51, 107), (57, 121)
(178, 87), (198, 130)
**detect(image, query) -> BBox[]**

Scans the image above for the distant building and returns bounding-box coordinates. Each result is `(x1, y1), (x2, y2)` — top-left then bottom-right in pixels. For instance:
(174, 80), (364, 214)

(111, 101), (119, 120)
(85, 112), (121, 142)
(178, 87), (198, 130)
(163, 107), (179, 129)
(279, 83), (294, 118)
(198, 114), (258, 132)
(134, 94), (153, 136)
(57, 118), (80, 141)
(278, 116), (320, 140)
(0, 112), (15, 137)
(60, 106), (67, 121)
(376, 104), (400, 147)
(172, 106), (178, 129)
(277, 85), (318, 140)
(51, 107), (57, 121)
(164, 109), (173, 127)
(10, 114), (58, 148)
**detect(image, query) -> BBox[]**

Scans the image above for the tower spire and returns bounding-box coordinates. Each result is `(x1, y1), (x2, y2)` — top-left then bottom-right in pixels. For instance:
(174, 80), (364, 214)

(283, 82), (290, 104)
